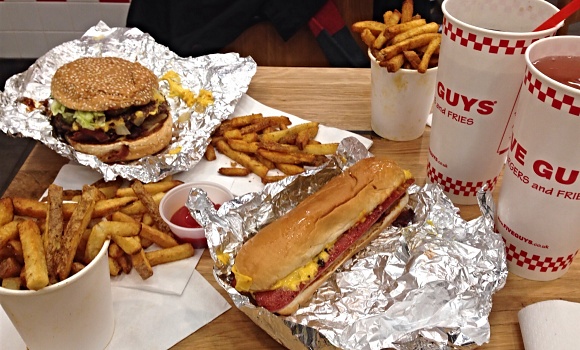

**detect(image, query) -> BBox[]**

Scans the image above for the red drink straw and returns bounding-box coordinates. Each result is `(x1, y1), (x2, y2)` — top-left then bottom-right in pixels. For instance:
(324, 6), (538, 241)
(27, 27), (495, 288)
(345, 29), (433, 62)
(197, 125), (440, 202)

(534, 0), (580, 31)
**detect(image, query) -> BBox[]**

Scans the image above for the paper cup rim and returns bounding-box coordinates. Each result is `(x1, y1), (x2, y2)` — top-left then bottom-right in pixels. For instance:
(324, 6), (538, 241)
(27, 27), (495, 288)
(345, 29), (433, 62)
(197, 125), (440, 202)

(0, 239), (110, 296)
(442, 0), (563, 37)
(525, 36), (580, 96)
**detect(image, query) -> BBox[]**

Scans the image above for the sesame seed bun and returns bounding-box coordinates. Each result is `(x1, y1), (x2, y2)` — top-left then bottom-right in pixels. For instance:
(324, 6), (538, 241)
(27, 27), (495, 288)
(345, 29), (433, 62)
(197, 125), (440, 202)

(51, 57), (158, 111)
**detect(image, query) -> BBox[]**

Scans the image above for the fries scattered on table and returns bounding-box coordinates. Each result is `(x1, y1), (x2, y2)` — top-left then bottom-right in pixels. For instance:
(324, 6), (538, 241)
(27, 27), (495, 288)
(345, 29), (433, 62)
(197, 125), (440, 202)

(352, 0), (441, 73)
(0, 176), (194, 290)
(206, 113), (339, 184)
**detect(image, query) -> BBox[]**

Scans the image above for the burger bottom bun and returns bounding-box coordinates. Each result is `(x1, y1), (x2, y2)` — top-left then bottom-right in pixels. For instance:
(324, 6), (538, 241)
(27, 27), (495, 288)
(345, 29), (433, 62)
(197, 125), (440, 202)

(66, 114), (173, 163)
(274, 193), (410, 315)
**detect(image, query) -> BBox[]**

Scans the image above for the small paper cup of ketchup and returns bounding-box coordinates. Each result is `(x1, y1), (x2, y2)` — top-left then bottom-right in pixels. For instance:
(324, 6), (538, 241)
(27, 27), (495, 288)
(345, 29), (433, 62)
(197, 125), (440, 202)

(159, 181), (233, 248)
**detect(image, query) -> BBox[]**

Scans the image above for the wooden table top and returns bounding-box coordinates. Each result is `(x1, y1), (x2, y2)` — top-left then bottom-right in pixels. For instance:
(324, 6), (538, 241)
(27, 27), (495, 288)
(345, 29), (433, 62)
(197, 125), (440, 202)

(5, 66), (579, 350)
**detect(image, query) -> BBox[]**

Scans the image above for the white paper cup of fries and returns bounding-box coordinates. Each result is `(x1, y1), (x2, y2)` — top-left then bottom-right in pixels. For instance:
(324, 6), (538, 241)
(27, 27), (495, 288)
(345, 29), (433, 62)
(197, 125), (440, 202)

(427, 0), (562, 205)
(0, 240), (114, 350)
(369, 50), (437, 141)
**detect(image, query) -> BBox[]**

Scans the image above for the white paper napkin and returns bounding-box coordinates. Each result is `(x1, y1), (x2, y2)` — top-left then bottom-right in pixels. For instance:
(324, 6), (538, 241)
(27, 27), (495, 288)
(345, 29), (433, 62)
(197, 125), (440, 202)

(519, 300), (580, 350)
(1, 269), (231, 350)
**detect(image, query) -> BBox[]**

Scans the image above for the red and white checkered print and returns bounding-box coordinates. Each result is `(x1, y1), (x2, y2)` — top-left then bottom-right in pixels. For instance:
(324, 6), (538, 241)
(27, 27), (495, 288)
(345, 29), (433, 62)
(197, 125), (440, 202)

(442, 17), (536, 55)
(523, 68), (580, 117)
(503, 240), (577, 272)
(427, 162), (498, 197)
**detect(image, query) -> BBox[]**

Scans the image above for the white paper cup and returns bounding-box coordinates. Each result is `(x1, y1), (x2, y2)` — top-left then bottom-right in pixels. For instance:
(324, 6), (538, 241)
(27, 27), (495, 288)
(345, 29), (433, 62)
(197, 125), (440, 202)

(427, 0), (562, 204)
(370, 51), (437, 141)
(496, 36), (580, 281)
(0, 240), (114, 350)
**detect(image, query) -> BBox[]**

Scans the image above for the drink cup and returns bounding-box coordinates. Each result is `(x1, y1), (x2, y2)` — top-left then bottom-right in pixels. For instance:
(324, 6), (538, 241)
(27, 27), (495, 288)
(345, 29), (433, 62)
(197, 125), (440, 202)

(427, 0), (562, 204)
(0, 240), (114, 350)
(370, 51), (437, 141)
(496, 36), (580, 281)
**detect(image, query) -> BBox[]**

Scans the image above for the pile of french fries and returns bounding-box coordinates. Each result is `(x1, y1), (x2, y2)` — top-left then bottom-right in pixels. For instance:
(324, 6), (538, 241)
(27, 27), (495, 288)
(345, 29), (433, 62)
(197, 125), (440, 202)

(0, 176), (194, 291)
(352, 0), (441, 73)
(205, 113), (339, 184)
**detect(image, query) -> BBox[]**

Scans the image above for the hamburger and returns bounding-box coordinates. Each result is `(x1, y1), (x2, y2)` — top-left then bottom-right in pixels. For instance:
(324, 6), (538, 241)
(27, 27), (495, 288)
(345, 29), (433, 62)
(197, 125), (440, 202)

(48, 57), (172, 163)
(231, 157), (414, 315)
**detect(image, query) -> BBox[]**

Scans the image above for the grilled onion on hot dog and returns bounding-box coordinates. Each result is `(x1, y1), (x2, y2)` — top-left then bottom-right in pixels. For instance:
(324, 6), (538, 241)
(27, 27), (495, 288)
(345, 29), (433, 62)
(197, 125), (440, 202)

(231, 157), (414, 315)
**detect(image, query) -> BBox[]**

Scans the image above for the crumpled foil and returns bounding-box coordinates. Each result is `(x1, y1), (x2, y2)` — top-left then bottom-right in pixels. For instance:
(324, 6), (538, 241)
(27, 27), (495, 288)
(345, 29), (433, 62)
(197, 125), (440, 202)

(0, 21), (256, 182)
(187, 137), (508, 350)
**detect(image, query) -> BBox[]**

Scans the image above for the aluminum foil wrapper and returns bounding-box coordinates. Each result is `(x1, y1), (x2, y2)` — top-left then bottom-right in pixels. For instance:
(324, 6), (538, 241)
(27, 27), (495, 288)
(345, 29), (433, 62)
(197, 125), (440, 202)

(0, 21), (256, 182)
(187, 137), (508, 350)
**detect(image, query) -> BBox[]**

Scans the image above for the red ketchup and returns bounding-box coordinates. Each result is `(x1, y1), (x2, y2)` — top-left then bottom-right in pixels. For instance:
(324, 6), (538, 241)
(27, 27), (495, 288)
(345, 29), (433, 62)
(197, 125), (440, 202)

(169, 203), (221, 248)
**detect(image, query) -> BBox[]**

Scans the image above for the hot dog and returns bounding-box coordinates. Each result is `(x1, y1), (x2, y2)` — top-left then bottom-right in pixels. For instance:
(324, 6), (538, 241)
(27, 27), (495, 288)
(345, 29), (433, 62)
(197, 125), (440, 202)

(231, 157), (414, 315)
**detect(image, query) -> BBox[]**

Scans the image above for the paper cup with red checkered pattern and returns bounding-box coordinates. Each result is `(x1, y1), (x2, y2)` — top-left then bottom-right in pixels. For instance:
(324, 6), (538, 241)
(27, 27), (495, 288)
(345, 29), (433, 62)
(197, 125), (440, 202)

(427, 0), (562, 205)
(496, 36), (580, 281)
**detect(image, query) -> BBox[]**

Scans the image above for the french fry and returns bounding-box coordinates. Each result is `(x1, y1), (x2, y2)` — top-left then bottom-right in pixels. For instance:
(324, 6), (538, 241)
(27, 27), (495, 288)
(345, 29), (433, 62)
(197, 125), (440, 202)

(418, 35), (442, 73)
(117, 254), (132, 274)
(0, 198), (14, 226)
(351, 20), (388, 36)
(145, 243), (195, 267)
(62, 189), (82, 201)
(70, 261), (85, 275)
(303, 143), (339, 155)
(111, 235), (141, 255)
(12, 198), (46, 219)
(215, 113), (263, 135)
(261, 175), (287, 184)
(56, 185), (98, 281)
(380, 53), (405, 72)
(18, 219), (49, 290)
(385, 9), (402, 26)
(0, 257), (22, 279)
(84, 220), (110, 263)
(276, 163), (305, 175)
(226, 139), (259, 154)
(260, 122), (319, 143)
(120, 191), (165, 215)
(239, 116), (291, 134)
(361, 28), (377, 47)
(0, 221), (20, 249)
(403, 50), (422, 69)
(379, 33), (440, 60)
(385, 19), (427, 37)
(43, 184), (64, 283)
(400, 0), (414, 23)
(390, 22), (440, 45)
(257, 148), (316, 165)
(140, 224), (178, 249)
(215, 140), (269, 178)
(131, 180), (172, 233)
(108, 256), (121, 276)
(108, 241), (125, 259)
(131, 249), (153, 280)
(204, 143), (217, 161)
(2, 276), (21, 290)
(115, 181), (183, 197)
(223, 128), (243, 139)
(218, 167), (251, 176)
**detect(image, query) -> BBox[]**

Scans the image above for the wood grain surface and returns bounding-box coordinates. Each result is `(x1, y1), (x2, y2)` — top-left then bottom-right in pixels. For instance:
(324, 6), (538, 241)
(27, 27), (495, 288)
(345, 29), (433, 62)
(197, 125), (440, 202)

(4, 66), (579, 350)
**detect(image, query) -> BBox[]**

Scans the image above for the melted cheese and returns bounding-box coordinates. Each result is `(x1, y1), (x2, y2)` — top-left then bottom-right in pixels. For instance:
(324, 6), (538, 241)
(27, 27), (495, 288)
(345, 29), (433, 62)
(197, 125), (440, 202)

(160, 70), (214, 110)
(270, 249), (331, 292)
(232, 265), (253, 292)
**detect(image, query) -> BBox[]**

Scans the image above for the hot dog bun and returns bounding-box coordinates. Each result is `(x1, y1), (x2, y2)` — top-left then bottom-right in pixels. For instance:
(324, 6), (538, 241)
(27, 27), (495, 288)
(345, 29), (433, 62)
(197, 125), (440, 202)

(232, 157), (413, 314)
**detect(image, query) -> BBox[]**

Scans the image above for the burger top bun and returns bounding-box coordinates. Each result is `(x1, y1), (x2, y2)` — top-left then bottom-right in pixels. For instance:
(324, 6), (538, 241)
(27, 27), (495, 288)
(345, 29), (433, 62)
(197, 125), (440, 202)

(50, 57), (158, 111)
